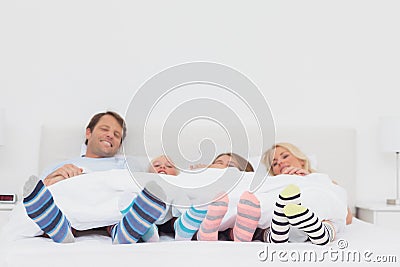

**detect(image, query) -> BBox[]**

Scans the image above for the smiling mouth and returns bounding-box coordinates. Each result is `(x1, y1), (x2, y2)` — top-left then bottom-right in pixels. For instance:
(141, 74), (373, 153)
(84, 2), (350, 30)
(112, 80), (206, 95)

(101, 140), (113, 147)
(158, 171), (167, 174)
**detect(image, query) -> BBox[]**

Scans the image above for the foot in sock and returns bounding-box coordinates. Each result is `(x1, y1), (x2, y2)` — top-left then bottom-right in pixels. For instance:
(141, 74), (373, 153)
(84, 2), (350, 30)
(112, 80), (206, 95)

(141, 224), (160, 242)
(197, 193), (229, 241)
(267, 184), (301, 243)
(283, 203), (334, 245)
(174, 206), (207, 240)
(233, 191), (261, 242)
(111, 181), (166, 244)
(23, 175), (74, 243)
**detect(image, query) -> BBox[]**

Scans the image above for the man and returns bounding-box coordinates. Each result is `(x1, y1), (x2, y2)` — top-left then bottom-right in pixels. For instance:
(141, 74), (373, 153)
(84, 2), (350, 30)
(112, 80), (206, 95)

(22, 111), (166, 244)
(42, 111), (128, 186)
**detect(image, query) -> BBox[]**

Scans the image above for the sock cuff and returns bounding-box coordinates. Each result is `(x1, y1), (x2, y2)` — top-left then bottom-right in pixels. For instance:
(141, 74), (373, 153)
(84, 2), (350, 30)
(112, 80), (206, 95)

(322, 221), (336, 242)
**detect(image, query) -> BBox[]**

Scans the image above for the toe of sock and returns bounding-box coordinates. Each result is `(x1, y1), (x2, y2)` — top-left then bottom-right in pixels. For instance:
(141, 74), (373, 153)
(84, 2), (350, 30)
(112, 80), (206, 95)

(280, 184), (300, 199)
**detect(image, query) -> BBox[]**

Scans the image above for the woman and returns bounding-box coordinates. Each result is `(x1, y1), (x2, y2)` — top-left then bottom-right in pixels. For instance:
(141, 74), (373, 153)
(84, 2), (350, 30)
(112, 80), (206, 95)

(258, 142), (352, 245)
(263, 142), (314, 176)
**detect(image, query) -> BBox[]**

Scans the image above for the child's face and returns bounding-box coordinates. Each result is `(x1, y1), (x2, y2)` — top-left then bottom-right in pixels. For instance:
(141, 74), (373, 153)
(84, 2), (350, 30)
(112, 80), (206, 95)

(271, 147), (305, 175)
(209, 155), (239, 169)
(149, 156), (177, 176)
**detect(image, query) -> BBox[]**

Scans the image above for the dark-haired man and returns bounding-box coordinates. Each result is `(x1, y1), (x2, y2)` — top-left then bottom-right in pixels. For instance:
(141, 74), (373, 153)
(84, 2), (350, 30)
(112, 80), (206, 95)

(43, 111), (128, 186)
(21, 111), (165, 244)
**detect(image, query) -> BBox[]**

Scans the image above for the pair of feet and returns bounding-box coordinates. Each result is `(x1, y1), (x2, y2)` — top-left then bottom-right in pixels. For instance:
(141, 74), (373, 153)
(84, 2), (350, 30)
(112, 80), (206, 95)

(266, 184), (335, 245)
(173, 191), (261, 242)
(198, 191), (261, 242)
(23, 176), (166, 243)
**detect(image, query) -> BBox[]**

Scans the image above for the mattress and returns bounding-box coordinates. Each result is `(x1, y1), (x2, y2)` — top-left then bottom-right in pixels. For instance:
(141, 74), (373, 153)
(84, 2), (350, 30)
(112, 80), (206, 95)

(1, 219), (399, 267)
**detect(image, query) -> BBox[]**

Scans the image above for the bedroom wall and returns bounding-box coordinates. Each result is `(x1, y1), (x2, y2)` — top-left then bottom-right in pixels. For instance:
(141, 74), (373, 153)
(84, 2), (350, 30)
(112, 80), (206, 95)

(1, 0), (399, 204)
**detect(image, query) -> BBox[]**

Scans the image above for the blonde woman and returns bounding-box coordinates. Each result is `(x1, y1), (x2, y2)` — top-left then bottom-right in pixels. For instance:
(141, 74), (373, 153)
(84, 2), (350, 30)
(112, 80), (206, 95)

(263, 142), (314, 176)
(259, 142), (352, 245)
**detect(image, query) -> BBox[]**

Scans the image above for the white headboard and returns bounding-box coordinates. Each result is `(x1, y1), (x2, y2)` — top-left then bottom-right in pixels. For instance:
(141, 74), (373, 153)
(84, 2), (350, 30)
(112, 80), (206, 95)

(39, 125), (356, 210)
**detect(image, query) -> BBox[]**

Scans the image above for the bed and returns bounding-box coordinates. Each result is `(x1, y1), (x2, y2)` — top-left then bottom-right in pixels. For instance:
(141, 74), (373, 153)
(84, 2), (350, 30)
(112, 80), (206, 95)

(1, 125), (399, 267)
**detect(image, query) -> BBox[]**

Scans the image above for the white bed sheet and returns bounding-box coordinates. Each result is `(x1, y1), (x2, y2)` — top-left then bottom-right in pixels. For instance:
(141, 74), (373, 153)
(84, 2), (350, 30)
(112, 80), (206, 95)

(1, 219), (399, 267)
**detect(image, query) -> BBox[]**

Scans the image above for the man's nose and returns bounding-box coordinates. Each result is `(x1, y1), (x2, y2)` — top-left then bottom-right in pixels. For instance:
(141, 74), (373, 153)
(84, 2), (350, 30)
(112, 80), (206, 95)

(105, 131), (113, 139)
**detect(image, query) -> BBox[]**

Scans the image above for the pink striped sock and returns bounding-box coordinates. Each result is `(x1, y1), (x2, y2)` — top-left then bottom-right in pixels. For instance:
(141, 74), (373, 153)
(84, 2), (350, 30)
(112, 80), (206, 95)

(197, 194), (229, 241)
(233, 191), (261, 242)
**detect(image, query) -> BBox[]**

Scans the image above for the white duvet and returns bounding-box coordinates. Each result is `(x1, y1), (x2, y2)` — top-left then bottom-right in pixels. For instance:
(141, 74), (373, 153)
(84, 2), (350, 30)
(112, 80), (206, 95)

(0, 169), (348, 242)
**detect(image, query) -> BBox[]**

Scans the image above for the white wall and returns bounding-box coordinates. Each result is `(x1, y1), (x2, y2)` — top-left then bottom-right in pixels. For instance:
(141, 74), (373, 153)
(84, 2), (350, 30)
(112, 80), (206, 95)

(0, 0), (399, 203)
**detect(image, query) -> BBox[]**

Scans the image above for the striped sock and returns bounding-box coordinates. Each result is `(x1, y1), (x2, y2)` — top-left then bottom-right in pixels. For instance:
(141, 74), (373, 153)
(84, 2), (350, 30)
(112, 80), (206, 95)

(233, 191), (261, 242)
(284, 203), (333, 245)
(120, 196), (160, 243)
(197, 194), (229, 241)
(174, 206), (207, 240)
(111, 182), (166, 244)
(23, 176), (74, 243)
(141, 224), (159, 242)
(267, 184), (301, 243)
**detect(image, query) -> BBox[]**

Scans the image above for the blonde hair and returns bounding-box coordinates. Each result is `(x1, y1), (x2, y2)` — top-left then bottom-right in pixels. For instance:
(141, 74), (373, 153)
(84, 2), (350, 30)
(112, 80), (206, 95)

(148, 155), (180, 175)
(262, 143), (314, 175)
(213, 153), (254, 172)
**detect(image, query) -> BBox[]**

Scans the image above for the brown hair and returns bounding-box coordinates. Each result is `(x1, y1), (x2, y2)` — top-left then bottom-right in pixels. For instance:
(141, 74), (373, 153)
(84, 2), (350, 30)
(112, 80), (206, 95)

(85, 111), (127, 145)
(213, 152), (254, 172)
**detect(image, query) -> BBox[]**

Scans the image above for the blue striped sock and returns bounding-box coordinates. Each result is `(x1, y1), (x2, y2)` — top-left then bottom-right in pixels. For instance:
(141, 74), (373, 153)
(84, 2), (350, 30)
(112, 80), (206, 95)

(111, 182), (166, 244)
(23, 176), (74, 243)
(141, 224), (159, 242)
(120, 198), (160, 243)
(174, 206), (207, 240)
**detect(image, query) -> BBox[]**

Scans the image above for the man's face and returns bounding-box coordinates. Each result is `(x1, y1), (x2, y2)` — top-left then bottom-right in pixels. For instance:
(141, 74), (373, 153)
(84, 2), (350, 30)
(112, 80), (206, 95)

(85, 115), (123, 158)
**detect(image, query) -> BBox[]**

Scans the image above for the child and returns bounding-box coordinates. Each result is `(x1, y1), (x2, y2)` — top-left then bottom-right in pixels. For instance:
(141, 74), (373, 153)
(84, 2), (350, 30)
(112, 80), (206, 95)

(120, 155), (179, 242)
(194, 153), (260, 242)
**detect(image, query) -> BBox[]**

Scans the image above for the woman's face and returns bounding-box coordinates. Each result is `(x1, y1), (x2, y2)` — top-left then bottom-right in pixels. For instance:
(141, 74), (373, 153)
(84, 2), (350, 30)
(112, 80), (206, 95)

(209, 155), (240, 169)
(149, 156), (177, 176)
(271, 147), (305, 175)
